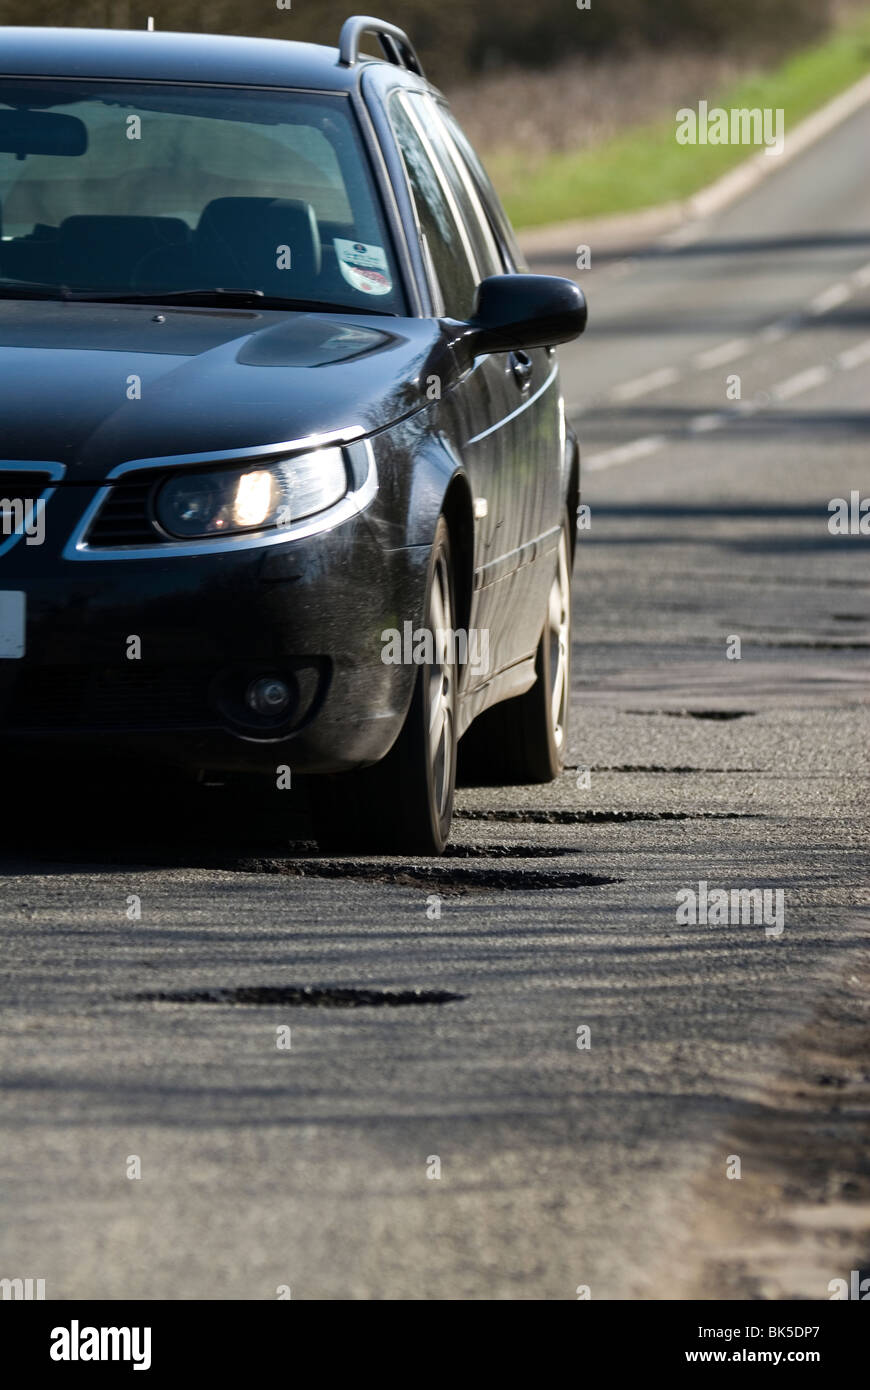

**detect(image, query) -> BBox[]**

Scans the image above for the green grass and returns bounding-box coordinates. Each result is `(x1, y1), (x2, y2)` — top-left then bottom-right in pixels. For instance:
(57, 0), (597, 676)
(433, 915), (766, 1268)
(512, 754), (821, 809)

(490, 10), (870, 229)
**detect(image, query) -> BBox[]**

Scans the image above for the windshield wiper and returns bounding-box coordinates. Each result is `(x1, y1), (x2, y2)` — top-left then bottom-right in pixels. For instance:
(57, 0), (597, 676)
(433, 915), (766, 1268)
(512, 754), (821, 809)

(0, 282), (395, 315)
(68, 288), (394, 315)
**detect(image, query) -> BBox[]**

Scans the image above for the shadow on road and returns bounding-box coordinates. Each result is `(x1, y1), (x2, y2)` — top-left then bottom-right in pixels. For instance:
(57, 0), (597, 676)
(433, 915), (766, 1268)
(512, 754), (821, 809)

(575, 405), (870, 440)
(583, 308), (870, 336)
(527, 228), (870, 271)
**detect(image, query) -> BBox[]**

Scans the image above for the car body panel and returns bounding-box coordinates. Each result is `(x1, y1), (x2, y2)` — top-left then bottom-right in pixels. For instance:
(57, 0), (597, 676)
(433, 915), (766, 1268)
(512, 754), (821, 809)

(0, 25), (582, 783)
(0, 300), (448, 480)
(0, 28), (357, 89)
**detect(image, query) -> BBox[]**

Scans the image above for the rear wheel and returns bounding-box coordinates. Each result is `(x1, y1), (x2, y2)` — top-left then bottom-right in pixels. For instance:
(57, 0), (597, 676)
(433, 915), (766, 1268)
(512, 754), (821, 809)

(309, 515), (458, 854)
(459, 515), (572, 785)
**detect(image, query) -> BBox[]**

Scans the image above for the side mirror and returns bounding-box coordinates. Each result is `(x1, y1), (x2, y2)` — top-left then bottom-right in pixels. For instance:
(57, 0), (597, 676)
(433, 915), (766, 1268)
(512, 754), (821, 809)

(459, 274), (587, 361)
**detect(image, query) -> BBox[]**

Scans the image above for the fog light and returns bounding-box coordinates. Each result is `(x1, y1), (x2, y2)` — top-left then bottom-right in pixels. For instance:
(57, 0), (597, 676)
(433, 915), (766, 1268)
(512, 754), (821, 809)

(245, 676), (291, 717)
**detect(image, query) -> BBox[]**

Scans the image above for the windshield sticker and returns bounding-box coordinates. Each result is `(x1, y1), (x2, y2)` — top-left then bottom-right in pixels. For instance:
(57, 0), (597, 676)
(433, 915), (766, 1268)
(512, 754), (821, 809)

(334, 238), (392, 295)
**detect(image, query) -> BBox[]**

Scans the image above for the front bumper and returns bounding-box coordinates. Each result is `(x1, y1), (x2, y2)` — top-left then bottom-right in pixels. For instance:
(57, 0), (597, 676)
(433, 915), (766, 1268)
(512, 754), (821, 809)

(0, 484), (429, 775)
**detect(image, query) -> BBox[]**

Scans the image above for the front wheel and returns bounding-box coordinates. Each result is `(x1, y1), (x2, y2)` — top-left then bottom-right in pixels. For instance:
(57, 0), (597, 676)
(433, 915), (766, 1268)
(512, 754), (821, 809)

(309, 515), (458, 854)
(459, 515), (572, 785)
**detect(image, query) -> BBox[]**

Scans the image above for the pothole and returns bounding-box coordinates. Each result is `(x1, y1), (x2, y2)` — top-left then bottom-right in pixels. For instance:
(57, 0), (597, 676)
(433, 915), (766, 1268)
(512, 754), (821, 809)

(626, 709), (755, 720)
(454, 809), (756, 824)
(756, 640), (870, 650)
(589, 765), (754, 773)
(442, 841), (591, 855)
(129, 985), (464, 1007)
(241, 860), (621, 892)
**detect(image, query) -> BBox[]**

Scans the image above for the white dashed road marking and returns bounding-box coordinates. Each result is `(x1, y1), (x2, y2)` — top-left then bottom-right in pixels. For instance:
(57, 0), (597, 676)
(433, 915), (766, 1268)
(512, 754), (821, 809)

(596, 264), (870, 403)
(609, 366), (681, 402)
(687, 412), (728, 434)
(836, 338), (870, 370)
(584, 435), (666, 471)
(578, 264), (870, 470)
(808, 282), (852, 316)
(694, 338), (750, 369)
(770, 364), (831, 401)
(758, 316), (800, 344)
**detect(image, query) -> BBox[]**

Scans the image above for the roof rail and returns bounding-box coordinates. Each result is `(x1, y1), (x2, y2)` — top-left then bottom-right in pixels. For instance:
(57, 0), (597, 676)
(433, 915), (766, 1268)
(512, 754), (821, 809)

(338, 15), (425, 78)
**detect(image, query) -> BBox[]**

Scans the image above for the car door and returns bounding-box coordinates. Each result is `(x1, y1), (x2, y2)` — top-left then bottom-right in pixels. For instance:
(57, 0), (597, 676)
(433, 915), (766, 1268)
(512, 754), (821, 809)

(387, 90), (520, 684)
(410, 94), (564, 670)
(436, 104), (566, 663)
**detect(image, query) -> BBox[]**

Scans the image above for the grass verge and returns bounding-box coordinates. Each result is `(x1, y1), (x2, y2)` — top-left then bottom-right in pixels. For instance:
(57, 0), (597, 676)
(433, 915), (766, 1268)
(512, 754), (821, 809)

(486, 9), (870, 229)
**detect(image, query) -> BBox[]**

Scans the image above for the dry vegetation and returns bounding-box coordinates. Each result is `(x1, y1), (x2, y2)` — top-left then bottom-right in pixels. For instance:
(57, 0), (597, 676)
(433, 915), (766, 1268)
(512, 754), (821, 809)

(446, 50), (746, 158)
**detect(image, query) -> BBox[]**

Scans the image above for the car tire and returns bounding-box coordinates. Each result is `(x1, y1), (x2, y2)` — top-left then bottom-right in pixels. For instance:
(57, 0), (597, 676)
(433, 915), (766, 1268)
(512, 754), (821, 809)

(459, 513), (572, 785)
(309, 515), (458, 854)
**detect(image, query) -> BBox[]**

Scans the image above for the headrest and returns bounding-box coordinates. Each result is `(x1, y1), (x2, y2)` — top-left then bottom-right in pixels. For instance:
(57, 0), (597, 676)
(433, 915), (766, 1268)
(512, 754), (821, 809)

(195, 197), (322, 290)
(59, 215), (189, 251)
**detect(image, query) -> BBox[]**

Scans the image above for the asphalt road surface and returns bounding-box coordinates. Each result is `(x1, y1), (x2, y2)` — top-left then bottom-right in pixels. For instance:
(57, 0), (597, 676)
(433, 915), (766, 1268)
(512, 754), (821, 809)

(1, 105), (869, 1301)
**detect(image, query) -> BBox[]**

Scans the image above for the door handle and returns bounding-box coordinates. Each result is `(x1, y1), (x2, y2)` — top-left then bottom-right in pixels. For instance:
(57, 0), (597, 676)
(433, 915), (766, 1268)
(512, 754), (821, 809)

(509, 350), (533, 393)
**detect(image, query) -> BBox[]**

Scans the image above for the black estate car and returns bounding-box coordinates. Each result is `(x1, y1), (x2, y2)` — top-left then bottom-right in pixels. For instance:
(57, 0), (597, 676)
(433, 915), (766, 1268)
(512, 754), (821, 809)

(0, 17), (586, 853)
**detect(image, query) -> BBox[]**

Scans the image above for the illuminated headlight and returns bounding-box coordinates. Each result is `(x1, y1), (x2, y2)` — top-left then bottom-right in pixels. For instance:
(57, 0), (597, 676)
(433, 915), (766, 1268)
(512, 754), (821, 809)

(154, 448), (347, 539)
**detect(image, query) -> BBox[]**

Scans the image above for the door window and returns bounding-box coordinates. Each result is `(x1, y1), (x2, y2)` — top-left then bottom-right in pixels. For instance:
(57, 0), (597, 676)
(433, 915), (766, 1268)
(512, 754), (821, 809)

(389, 92), (479, 318)
(407, 95), (503, 284)
(439, 107), (528, 273)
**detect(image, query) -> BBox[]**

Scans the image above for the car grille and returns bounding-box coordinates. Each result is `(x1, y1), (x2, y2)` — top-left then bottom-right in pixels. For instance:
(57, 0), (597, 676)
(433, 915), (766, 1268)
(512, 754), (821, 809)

(86, 480), (158, 547)
(3, 665), (213, 730)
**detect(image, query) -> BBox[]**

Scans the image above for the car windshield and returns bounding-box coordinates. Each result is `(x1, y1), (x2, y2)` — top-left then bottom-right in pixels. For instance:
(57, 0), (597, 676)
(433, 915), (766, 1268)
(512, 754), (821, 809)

(0, 79), (405, 312)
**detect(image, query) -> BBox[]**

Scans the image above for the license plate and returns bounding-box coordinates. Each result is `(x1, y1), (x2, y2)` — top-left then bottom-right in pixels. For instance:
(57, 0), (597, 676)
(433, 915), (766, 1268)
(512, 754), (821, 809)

(0, 591), (25, 658)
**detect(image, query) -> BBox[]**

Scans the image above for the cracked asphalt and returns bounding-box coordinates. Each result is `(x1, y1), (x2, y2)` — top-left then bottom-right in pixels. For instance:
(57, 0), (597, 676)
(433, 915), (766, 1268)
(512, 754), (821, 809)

(1, 103), (868, 1300)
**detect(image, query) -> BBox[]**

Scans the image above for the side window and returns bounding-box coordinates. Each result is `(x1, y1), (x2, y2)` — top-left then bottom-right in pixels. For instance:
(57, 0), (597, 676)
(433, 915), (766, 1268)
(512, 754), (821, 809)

(407, 95), (503, 283)
(439, 108), (529, 273)
(388, 92), (479, 318)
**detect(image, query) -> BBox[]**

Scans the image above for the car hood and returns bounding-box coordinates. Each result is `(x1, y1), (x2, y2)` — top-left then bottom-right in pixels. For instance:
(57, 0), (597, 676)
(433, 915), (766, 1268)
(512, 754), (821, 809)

(0, 300), (448, 480)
